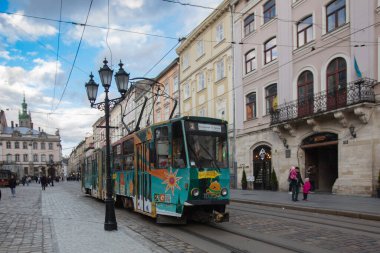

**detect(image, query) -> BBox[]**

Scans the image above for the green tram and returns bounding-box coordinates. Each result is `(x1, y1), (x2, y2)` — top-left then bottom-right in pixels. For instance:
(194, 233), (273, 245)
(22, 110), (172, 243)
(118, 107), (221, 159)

(82, 116), (230, 224)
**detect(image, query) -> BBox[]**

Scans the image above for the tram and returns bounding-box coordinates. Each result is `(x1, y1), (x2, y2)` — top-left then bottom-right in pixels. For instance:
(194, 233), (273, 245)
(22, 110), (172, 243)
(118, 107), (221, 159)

(0, 169), (17, 187)
(82, 116), (230, 224)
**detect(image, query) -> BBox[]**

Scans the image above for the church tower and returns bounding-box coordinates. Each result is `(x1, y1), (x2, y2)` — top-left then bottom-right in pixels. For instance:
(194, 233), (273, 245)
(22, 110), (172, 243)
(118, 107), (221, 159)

(19, 95), (33, 128)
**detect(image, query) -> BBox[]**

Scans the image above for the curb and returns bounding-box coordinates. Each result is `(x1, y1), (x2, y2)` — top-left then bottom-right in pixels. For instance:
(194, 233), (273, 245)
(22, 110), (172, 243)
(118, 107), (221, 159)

(231, 198), (380, 221)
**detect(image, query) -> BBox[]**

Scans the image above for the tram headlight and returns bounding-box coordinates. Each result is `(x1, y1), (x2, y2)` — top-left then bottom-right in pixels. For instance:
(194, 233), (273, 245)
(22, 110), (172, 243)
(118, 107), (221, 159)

(191, 188), (200, 197)
(221, 188), (228, 196)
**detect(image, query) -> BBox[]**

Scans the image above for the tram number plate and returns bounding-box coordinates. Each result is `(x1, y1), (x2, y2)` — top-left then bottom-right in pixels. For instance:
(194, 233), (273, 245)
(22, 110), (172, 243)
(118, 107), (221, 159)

(154, 194), (171, 203)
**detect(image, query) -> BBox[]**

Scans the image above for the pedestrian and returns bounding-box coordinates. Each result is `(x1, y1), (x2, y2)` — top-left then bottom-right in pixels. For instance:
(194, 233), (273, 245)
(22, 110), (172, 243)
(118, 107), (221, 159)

(288, 167), (297, 200)
(41, 175), (47, 191)
(0, 188), (2, 200)
(9, 175), (17, 197)
(22, 176), (26, 186)
(303, 178), (311, 201)
(291, 167), (304, 202)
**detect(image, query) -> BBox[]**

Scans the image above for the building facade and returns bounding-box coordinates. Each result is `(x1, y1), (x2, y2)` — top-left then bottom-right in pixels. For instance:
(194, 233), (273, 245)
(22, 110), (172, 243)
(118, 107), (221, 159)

(153, 58), (180, 123)
(232, 0), (380, 196)
(0, 98), (62, 178)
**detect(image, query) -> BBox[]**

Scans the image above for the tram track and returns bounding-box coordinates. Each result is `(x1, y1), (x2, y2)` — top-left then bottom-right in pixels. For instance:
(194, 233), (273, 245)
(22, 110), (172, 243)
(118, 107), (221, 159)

(227, 203), (380, 235)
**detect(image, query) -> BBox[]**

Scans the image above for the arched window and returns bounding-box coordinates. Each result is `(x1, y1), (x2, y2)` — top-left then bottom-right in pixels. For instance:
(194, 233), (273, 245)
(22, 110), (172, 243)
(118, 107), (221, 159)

(33, 142), (38, 149)
(244, 13), (255, 36)
(246, 92), (257, 120)
(245, 49), (256, 74)
(264, 37), (277, 64)
(326, 57), (347, 109)
(297, 71), (314, 117)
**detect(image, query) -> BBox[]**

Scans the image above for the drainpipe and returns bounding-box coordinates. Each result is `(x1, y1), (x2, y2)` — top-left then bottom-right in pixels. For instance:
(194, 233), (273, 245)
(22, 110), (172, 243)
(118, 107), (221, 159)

(230, 3), (237, 189)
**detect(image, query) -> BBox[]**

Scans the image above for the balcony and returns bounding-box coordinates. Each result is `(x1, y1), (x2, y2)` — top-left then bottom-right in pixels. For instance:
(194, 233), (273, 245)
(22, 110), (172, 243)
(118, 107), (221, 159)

(270, 78), (377, 126)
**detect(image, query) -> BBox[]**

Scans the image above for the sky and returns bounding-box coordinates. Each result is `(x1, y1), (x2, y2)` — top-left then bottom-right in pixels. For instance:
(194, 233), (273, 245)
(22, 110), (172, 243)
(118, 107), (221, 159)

(0, 0), (221, 157)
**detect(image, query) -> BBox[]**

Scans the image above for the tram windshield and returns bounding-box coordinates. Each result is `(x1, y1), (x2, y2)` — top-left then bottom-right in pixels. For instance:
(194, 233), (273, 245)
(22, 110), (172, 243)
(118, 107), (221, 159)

(187, 132), (228, 169)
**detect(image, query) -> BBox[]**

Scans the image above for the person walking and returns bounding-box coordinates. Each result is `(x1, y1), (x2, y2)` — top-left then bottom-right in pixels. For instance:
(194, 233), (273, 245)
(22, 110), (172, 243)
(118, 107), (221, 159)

(303, 178), (311, 201)
(41, 175), (47, 191)
(9, 175), (17, 197)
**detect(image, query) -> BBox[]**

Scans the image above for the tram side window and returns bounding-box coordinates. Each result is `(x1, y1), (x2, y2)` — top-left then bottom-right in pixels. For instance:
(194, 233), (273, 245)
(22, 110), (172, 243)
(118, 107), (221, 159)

(172, 122), (186, 168)
(123, 139), (134, 170)
(155, 127), (169, 168)
(112, 144), (122, 171)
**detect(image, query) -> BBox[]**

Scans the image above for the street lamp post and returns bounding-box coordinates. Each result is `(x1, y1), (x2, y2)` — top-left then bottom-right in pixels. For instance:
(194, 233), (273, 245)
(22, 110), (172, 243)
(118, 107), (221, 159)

(85, 59), (129, 231)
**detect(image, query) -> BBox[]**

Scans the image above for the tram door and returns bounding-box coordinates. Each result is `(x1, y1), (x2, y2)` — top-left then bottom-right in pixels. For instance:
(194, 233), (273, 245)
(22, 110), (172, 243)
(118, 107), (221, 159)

(136, 142), (152, 213)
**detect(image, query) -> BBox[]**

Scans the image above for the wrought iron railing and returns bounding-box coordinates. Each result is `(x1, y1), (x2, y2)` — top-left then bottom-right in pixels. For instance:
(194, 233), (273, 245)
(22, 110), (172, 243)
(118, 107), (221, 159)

(270, 78), (377, 125)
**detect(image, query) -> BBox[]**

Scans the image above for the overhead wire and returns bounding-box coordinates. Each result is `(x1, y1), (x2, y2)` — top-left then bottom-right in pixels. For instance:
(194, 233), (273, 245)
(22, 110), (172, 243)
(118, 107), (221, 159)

(53, 0), (94, 111)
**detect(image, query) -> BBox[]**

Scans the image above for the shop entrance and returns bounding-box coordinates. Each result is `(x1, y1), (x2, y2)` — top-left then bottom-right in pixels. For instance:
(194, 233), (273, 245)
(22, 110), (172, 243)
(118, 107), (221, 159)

(253, 145), (272, 190)
(302, 133), (338, 192)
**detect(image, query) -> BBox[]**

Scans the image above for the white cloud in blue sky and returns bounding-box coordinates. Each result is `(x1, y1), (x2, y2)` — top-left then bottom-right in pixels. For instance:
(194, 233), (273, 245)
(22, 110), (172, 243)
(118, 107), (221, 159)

(0, 0), (221, 155)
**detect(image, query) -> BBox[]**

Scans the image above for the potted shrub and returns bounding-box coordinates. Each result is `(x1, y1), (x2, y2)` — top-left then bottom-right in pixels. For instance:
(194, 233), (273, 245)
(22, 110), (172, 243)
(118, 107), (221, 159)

(270, 169), (279, 191)
(241, 169), (247, 190)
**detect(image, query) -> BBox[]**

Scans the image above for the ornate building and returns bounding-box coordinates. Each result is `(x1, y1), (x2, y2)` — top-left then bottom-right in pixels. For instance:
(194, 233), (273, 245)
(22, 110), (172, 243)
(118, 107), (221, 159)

(0, 98), (62, 178)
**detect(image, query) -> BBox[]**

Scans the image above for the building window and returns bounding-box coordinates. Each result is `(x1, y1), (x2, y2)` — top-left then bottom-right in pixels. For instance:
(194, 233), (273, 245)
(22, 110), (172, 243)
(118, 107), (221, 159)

(33, 154), (38, 162)
(245, 49), (256, 74)
(198, 72), (205, 91)
(264, 37), (277, 64)
(244, 13), (255, 36)
(199, 108), (206, 117)
(6, 141), (11, 149)
(297, 15), (313, 47)
(6, 154), (12, 163)
(298, 71), (314, 100)
(173, 75), (179, 92)
(246, 92), (257, 120)
(41, 142), (46, 150)
(23, 142), (27, 149)
(265, 84), (278, 114)
(23, 154), (28, 162)
(15, 141), (19, 149)
(41, 154), (46, 162)
(164, 83), (169, 95)
(49, 155), (54, 162)
(184, 82), (190, 99)
(216, 23), (224, 43)
(49, 143), (53, 150)
(216, 59), (224, 81)
(33, 142), (38, 149)
(15, 154), (20, 162)
(326, 0), (346, 33)
(182, 53), (189, 69)
(264, 0), (276, 23)
(196, 39), (204, 57)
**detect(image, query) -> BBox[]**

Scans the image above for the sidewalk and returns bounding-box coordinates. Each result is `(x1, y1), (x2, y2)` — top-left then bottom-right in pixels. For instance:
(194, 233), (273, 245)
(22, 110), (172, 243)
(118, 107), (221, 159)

(230, 189), (380, 221)
(0, 182), (164, 253)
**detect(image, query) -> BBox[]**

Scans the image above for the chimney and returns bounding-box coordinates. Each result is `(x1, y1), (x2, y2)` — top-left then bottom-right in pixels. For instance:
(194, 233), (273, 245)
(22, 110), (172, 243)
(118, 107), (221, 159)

(11, 121), (14, 128)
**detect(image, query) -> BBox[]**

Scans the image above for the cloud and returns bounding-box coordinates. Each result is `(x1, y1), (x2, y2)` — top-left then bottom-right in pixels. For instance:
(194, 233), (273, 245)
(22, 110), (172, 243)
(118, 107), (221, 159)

(0, 50), (11, 60)
(0, 12), (57, 43)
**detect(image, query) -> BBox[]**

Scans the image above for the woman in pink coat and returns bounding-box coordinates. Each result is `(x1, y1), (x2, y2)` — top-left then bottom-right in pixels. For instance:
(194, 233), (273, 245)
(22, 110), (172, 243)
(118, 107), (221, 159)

(303, 178), (311, 201)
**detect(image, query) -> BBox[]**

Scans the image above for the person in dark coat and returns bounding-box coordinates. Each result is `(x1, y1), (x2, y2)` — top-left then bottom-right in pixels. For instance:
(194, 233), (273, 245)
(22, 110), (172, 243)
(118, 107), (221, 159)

(41, 175), (47, 191)
(291, 167), (304, 201)
(9, 175), (17, 197)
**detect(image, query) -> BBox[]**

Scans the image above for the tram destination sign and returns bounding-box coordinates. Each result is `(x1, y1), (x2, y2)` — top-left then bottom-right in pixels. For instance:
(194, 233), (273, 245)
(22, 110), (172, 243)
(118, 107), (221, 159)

(186, 122), (226, 133)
